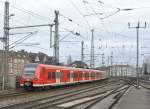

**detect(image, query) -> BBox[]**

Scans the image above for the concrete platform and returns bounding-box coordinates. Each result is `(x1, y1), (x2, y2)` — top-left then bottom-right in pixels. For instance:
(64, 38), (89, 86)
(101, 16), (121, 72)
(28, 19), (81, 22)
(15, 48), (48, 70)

(113, 86), (150, 109)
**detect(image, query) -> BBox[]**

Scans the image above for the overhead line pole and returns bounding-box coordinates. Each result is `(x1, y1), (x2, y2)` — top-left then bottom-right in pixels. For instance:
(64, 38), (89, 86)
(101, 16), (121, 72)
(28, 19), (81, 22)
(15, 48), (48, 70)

(1, 1), (9, 91)
(9, 24), (54, 55)
(50, 25), (53, 48)
(8, 11), (60, 65)
(81, 41), (84, 62)
(128, 22), (146, 88)
(54, 10), (59, 65)
(90, 29), (94, 69)
(110, 51), (113, 77)
(102, 53), (105, 66)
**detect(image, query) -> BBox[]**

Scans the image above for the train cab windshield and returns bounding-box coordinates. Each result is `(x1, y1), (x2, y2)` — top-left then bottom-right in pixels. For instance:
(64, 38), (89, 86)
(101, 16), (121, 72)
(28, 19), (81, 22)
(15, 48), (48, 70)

(24, 63), (38, 75)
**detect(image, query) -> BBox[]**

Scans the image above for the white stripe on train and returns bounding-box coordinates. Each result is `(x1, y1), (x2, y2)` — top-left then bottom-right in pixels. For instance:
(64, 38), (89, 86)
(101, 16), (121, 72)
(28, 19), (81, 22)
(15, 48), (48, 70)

(21, 79), (105, 87)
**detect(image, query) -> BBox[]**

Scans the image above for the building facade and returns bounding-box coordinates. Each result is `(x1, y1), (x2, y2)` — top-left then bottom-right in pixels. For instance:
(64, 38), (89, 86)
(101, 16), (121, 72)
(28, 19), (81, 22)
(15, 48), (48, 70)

(0, 50), (55, 89)
(97, 65), (136, 77)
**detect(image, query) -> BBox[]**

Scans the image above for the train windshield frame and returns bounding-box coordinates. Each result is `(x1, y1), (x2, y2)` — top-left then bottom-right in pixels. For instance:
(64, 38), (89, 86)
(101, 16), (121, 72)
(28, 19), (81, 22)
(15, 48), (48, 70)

(24, 63), (38, 75)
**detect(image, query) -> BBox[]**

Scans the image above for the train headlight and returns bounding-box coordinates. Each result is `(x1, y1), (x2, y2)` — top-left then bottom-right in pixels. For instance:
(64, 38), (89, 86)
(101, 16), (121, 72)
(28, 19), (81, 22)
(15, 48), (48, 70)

(24, 82), (31, 86)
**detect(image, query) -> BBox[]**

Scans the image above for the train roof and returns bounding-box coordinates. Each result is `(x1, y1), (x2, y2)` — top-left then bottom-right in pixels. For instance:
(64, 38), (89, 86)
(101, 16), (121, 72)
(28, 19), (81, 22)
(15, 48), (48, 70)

(24, 63), (105, 72)
(38, 64), (105, 72)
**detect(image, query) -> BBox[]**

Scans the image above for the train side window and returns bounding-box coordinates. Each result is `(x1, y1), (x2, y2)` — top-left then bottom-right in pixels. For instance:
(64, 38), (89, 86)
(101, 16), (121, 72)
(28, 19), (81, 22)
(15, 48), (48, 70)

(91, 73), (94, 77)
(85, 73), (89, 78)
(85, 73), (87, 78)
(87, 73), (89, 77)
(67, 72), (70, 78)
(93, 73), (95, 77)
(48, 72), (51, 79)
(97, 73), (99, 77)
(83, 72), (84, 77)
(89, 72), (91, 77)
(79, 73), (81, 78)
(73, 73), (75, 78)
(76, 73), (78, 78)
(92, 73), (94, 77)
(80, 73), (82, 78)
(73, 73), (78, 78)
(52, 72), (56, 79)
(61, 72), (63, 78)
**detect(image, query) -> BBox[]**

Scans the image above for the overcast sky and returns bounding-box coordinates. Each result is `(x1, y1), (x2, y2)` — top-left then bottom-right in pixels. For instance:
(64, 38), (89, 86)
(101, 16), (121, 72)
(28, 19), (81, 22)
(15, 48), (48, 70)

(1, 0), (150, 67)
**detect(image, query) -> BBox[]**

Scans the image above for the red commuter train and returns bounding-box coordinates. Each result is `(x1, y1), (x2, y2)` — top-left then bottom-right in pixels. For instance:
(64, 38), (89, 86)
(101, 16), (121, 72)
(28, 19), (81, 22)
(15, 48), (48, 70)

(20, 63), (107, 90)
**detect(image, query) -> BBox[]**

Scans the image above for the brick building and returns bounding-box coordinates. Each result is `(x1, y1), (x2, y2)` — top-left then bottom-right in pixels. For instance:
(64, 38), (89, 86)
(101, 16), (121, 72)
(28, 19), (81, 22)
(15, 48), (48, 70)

(0, 50), (55, 89)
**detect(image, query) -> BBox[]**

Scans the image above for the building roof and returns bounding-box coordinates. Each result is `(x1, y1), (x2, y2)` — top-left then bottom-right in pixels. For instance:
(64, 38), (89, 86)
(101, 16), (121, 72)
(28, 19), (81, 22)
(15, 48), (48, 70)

(68, 61), (89, 68)
(0, 49), (55, 64)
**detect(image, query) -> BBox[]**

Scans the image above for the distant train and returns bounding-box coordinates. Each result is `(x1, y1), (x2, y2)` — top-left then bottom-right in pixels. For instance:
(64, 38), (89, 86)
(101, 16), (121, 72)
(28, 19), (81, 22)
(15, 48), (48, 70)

(20, 63), (108, 90)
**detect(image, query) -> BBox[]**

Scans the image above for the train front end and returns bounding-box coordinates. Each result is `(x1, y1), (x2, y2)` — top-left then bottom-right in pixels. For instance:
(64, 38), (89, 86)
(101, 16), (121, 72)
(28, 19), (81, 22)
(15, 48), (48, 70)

(20, 63), (39, 90)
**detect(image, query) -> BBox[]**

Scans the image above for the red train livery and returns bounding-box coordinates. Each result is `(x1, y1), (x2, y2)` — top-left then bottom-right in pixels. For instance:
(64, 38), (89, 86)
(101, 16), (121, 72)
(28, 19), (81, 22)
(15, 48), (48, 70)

(20, 63), (107, 90)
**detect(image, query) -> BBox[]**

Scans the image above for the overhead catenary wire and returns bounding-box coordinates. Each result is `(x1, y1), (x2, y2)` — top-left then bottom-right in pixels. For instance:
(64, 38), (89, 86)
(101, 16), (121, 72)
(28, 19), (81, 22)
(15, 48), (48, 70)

(82, 0), (112, 34)
(9, 31), (38, 47)
(82, 0), (136, 46)
(62, 28), (87, 39)
(59, 32), (72, 42)
(59, 11), (92, 31)
(82, 0), (126, 37)
(13, 45), (48, 51)
(6, 1), (50, 22)
(68, 0), (92, 29)
(34, 0), (54, 13)
(59, 13), (91, 40)
(82, 0), (118, 59)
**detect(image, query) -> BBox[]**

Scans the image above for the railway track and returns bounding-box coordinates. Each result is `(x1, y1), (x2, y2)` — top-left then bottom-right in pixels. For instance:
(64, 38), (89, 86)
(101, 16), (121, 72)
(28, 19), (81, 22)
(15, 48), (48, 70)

(0, 79), (127, 109)
(0, 79), (125, 109)
(26, 83), (125, 109)
(69, 85), (130, 109)
(140, 80), (150, 85)
(139, 80), (150, 90)
(0, 91), (26, 99)
(0, 79), (109, 100)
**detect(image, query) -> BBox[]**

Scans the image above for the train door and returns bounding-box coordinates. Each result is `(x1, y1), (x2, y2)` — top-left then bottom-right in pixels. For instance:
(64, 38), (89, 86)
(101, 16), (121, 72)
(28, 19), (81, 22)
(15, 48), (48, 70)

(84, 72), (88, 80)
(85, 71), (89, 81)
(89, 72), (91, 80)
(56, 70), (61, 84)
(78, 71), (81, 82)
(73, 71), (78, 82)
(47, 69), (56, 84)
(70, 71), (73, 83)
(82, 71), (85, 81)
